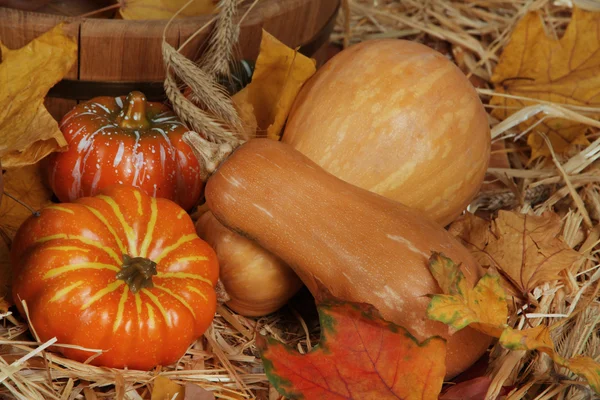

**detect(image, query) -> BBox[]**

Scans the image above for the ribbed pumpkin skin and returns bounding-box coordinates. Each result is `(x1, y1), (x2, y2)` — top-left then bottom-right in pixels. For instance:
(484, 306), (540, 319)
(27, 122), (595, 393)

(10, 186), (219, 370)
(282, 39), (490, 227)
(46, 93), (203, 211)
(205, 139), (492, 379)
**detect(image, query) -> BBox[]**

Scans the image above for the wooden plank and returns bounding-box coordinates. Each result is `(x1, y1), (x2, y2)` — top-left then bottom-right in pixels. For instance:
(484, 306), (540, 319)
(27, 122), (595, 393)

(37, 0), (118, 18)
(79, 18), (179, 82)
(0, 7), (80, 120)
(1, 0), (339, 116)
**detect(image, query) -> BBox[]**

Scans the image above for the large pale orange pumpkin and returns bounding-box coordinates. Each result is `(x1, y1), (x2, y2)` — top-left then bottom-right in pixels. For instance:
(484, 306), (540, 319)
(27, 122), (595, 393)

(282, 39), (490, 227)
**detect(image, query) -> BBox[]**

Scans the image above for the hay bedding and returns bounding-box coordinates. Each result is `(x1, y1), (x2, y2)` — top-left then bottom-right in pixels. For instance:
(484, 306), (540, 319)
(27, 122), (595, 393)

(2, 0), (600, 399)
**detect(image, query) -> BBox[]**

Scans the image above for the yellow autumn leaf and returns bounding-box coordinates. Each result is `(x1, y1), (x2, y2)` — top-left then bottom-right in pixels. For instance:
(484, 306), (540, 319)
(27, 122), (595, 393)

(500, 326), (600, 394)
(231, 88), (258, 138)
(119, 0), (216, 20)
(426, 252), (508, 337)
(0, 23), (76, 168)
(427, 254), (600, 394)
(449, 211), (583, 298)
(0, 164), (54, 302)
(232, 30), (317, 141)
(499, 325), (554, 354)
(568, 357), (600, 394)
(490, 7), (600, 160)
(151, 376), (185, 400)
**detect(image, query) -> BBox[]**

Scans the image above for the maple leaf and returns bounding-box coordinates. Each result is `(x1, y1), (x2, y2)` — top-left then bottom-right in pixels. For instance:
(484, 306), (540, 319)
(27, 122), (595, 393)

(0, 164), (54, 302)
(490, 7), (600, 160)
(427, 253), (507, 337)
(427, 254), (600, 395)
(500, 326), (600, 394)
(0, 23), (76, 168)
(119, 0), (217, 20)
(232, 30), (316, 141)
(258, 291), (446, 400)
(449, 211), (583, 297)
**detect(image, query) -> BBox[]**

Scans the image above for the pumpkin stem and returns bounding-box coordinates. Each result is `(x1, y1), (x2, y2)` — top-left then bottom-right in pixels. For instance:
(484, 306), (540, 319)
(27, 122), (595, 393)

(116, 254), (158, 293)
(116, 91), (151, 130)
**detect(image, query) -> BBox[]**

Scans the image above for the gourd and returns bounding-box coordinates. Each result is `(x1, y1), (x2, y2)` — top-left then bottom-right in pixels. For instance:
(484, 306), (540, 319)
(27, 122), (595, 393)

(10, 185), (219, 370)
(282, 39), (490, 227)
(45, 91), (203, 211)
(195, 211), (303, 316)
(203, 138), (492, 379)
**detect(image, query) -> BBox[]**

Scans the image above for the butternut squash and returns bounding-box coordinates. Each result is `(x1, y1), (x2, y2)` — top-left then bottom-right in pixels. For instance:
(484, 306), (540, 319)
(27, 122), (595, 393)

(204, 138), (492, 379)
(195, 211), (303, 316)
(282, 39), (490, 227)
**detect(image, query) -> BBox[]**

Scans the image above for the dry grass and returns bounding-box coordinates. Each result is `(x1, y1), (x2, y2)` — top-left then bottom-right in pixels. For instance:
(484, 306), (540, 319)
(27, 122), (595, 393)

(2, 0), (600, 399)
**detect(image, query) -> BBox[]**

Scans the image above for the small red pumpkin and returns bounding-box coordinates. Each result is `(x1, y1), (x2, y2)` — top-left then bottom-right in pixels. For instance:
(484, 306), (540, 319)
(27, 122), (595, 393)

(46, 91), (203, 210)
(10, 185), (219, 370)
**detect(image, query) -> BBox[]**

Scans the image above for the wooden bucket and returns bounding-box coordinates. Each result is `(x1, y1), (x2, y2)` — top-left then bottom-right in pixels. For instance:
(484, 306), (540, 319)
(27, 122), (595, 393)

(0, 0), (340, 120)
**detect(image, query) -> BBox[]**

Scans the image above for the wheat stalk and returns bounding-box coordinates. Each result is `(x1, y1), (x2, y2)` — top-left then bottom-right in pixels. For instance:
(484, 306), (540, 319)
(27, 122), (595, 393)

(162, 42), (243, 135)
(163, 72), (236, 144)
(200, 0), (240, 77)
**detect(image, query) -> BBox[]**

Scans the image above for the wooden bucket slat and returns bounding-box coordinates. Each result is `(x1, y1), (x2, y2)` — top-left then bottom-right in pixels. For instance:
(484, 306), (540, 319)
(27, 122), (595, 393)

(0, 0), (340, 120)
(78, 18), (179, 81)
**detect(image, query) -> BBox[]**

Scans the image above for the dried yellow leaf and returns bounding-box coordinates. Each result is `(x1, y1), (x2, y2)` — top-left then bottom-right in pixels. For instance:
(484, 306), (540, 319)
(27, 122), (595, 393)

(499, 325), (554, 353)
(568, 357), (600, 394)
(427, 253), (507, 337)
(490, 8), (600, 160)
(232, 30), (316, 141)
(450, 211), (583, 297)
(231, 88), (258, 138)
(119, 0), (216, 20)
(500, 326), (600, 394)
(0, 164), (54, 302)
(428, 254), (600, 395)
(151, 376), (185, 400)
(0, 23), (76, 168)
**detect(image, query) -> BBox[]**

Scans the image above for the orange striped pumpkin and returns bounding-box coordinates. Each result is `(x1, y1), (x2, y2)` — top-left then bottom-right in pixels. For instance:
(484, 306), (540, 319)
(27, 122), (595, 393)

(10, 185), (219, 370)
(45, 91), (204, 211)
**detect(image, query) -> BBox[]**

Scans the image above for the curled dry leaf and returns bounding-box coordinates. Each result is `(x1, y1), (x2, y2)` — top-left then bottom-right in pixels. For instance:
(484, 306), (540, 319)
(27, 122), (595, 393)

(231, 30), (316, 141)
(427, 253), (600, 395)
(490, 7), (600, 160)
(0, 164), (54, 301)
(448, 211), (583, 298)
(119, 0), (217, 20)
(258, 289), (446, 400)
(0, 23), (76, 168)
